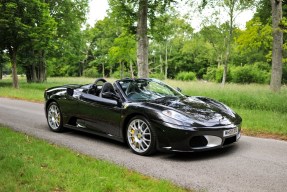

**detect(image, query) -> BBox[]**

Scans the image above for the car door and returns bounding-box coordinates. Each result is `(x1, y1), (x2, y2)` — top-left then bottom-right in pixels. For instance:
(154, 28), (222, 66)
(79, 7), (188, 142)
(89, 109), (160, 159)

(77, 93), (122, 137)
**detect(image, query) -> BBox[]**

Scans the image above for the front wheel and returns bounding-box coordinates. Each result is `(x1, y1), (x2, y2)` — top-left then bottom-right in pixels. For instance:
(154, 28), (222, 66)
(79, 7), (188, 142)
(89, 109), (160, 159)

(47, 102), (64, 132)
(126, 116), (156, 156)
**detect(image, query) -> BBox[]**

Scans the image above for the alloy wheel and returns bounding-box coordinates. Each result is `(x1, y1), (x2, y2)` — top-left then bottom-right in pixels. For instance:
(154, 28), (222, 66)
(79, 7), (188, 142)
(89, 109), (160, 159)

(127, 119), (152, 154)
(48, 103), (61, 130)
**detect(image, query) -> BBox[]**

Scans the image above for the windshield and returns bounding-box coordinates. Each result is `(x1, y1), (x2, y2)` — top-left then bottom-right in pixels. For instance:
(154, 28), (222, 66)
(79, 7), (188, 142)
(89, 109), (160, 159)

(117, 78), (185, 102)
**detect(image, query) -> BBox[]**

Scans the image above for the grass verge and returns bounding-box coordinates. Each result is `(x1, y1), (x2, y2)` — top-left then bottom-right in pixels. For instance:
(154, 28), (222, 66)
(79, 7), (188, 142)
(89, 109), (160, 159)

(0, 126), (189, 192)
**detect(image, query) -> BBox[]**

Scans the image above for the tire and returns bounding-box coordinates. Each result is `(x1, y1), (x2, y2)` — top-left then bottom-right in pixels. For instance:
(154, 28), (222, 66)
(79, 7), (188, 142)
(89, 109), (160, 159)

(47, 102), (64, 132)
(126, 116), (156, 156)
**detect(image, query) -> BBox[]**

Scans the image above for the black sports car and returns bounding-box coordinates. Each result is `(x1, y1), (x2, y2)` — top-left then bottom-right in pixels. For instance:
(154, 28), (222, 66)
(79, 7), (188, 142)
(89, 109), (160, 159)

(44, 78), (242, 155)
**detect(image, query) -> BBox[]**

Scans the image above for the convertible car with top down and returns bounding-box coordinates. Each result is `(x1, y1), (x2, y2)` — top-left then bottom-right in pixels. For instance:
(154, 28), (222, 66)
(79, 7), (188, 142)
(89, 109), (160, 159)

(44, 78), (242, 155)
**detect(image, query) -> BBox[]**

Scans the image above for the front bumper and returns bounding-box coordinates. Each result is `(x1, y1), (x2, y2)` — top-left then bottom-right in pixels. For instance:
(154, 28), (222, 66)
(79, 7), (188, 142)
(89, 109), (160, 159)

(151, 120), (241, 152)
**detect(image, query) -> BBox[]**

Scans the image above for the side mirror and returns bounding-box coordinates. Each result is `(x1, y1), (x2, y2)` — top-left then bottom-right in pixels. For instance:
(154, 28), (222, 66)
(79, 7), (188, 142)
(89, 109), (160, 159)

(67, 88), (74, 96)
(176, 87), (182, 92)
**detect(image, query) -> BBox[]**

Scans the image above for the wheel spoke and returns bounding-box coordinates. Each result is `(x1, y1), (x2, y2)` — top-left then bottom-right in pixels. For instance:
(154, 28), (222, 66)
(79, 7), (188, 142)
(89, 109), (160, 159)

(127, 118), (153, 154)
(48, 104), (61, 130)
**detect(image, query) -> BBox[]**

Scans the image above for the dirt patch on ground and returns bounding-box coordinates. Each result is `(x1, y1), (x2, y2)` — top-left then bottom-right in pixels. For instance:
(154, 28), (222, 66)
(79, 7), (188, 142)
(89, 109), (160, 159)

(242, 130), (287, 141)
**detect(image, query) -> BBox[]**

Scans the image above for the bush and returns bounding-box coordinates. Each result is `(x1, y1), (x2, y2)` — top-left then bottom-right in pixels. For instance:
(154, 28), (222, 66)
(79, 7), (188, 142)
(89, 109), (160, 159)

(230, 65), (270, 84)
(110, 71), (131, 79)
(150, 73), (165, 80)
(175, 71), (197, 81)
(203, 67), (216, 81)
(83, 67), (100, 78)
(215, 67), (231, 83)
(254, 62), (271, 71)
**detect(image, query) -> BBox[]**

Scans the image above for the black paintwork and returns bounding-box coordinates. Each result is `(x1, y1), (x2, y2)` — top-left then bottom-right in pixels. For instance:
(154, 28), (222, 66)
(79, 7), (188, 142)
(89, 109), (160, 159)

(44, 78), (242, 152)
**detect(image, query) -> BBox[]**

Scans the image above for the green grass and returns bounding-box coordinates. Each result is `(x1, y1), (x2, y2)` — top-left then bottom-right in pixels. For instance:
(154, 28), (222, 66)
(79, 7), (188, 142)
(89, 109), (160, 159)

(0, 77), (97, 102)
(0, 126), (189, 192)
(167, 80), (287, 113)
(1, 77), (287, 139)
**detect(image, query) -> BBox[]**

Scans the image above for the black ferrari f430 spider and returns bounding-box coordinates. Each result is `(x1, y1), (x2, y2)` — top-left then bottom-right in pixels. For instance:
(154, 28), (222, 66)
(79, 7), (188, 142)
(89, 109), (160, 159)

(44, 78), (242, 155)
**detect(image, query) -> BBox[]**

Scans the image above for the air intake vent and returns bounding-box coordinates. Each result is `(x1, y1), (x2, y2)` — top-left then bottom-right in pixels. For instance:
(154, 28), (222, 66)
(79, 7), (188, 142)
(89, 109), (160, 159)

(190, 136), (208, 148)
(223, 136), (236, 145)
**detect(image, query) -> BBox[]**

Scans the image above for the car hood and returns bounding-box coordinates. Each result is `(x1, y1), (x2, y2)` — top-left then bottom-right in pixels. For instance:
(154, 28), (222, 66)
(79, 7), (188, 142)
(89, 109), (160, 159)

(148, 96), (240, 127)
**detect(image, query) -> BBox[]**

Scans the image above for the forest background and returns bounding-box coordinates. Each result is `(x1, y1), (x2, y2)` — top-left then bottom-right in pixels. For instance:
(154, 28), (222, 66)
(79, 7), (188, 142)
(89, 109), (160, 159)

(0, 0), (286, 91)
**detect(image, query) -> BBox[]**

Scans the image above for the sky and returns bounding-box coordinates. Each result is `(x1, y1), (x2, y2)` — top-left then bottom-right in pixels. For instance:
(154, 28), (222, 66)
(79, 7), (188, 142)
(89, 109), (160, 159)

(87, 0), (255, 30)
(87, 0), (109, 26)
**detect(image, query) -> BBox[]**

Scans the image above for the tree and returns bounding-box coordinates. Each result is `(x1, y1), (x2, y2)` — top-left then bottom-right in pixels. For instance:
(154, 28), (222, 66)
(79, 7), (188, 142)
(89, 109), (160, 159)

(200, 25), (227, 68)
(0, 0), (58, 86)
(235, 18), (272, 64)
(0, 51), (9, 80)
(270, 0), (283, 92)
(109, 0), (175, 78)
(109, 33), (136, 78)
(199, 0), (254, 85)
(87, 17), (120, 77)
(137, 0), (149, 77)
(46, 0), (89, 77)
(151, 12), (194, 79)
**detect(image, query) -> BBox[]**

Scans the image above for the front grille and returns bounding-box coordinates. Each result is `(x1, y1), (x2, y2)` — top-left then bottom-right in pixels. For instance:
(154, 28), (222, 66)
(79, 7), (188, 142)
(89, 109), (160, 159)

(190, 136), (208, 148)
(223, 135), (236, 145)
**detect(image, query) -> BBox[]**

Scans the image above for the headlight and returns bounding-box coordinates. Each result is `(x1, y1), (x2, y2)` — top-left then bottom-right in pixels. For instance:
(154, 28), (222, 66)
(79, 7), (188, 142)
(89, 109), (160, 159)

(222, 104), (236, 117)
(162, 110), (192, 123)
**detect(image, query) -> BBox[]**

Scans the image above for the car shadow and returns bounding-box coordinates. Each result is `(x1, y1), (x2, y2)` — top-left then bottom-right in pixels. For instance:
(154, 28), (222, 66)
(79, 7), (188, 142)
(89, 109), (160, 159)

(51, 127), (242, 161)
(154, 144), (241, 161)
(62, 128), (128, 148)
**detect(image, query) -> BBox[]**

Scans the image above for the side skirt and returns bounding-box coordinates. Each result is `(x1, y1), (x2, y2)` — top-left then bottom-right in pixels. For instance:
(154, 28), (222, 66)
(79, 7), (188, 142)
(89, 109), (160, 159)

(64, 124), (124, 143)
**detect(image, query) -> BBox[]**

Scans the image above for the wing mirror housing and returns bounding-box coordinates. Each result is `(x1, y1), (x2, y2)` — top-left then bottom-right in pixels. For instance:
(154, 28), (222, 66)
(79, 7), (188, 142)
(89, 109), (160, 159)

(67, 88), (74, 96)
(176, 87), (182, 92)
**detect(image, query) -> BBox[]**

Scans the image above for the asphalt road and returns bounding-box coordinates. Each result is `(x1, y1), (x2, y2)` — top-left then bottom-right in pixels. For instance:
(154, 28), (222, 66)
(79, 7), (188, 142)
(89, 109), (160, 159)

(0, 98), (287, 192)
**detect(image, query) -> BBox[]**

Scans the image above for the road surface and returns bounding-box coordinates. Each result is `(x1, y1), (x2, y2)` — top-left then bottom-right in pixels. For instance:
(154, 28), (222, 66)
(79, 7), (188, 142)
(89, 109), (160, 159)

(0, 98), (286, 192)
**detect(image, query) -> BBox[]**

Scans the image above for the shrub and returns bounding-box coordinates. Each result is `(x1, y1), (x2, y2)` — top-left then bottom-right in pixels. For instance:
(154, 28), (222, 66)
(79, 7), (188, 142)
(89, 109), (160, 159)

(230, 65), (270, 84)
(175, 71), (197, 81)
(83, 67), (100, 78)
(150, 73), (165, 80)
(254, 61), (271, 71)
(215, 66), (232, 83)
(203, 67), (216, 81)
(110, 71), (131, 79)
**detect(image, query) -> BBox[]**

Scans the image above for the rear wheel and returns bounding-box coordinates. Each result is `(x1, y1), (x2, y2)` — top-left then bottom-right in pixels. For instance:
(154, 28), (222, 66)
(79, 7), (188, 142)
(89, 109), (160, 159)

(47, 102), (64, 132)
(126, 116), (156, 156)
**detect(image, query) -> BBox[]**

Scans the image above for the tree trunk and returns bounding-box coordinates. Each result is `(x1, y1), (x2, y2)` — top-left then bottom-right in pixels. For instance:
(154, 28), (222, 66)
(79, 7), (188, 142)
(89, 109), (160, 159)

(137, 0), (149, 78)
(38, 50), (46, 82)
(102, 63), (105, 78)
(270, 0), (283, 92)
(8, 47), (19, 88)
(110, 66), (113, 76)
(165, 41), (168, 79)
(159, 54), (163, 74)
(130, 61), (134, 78)
(222, 1), (235, 85)
(120, 62), (123, 79)
(32, 62), (37, 82)
(0, 64), (2, 80)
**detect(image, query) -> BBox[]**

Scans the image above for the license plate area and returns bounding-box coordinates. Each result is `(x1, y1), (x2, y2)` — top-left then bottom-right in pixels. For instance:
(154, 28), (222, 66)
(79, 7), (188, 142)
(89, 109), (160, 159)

(223, 127), (238, 137)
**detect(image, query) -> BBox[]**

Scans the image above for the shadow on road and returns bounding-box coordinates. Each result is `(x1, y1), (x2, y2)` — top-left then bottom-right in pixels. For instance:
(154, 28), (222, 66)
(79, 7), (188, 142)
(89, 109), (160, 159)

(61, 128), (128, 148)
(54, 126), (243, 161)
(156, 144), (240, 161)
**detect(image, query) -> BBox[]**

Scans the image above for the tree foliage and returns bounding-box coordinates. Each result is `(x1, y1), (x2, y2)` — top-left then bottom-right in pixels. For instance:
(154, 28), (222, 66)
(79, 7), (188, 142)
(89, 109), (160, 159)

(0, 0), (286, 88)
